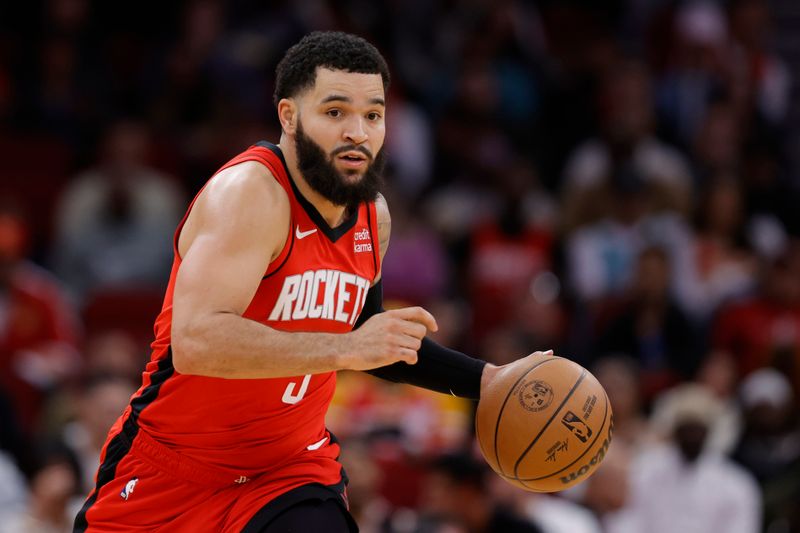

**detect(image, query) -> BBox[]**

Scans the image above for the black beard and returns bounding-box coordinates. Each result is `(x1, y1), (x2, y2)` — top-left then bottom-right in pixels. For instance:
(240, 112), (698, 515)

(294, 119), (384, 212)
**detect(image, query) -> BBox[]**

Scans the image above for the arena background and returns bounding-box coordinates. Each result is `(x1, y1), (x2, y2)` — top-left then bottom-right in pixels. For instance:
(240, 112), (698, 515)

(1, 1), (799, 532)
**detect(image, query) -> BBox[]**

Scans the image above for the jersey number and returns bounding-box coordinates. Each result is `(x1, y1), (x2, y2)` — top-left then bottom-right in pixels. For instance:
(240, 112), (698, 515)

(281, 374), (311, 404)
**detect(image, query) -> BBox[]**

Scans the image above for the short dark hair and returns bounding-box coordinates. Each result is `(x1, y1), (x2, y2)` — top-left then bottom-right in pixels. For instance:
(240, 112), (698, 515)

(273, 31), (390, 106)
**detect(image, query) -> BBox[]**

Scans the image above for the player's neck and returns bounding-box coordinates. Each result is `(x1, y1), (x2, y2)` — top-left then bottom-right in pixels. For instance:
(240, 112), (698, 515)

(278, 139), (349, 228)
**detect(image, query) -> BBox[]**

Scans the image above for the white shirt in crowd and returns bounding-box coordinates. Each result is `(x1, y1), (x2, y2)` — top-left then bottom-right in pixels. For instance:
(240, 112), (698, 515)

(605, 444), (760, 533)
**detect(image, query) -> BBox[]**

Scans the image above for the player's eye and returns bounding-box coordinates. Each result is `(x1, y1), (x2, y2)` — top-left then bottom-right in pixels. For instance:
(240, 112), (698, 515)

(367, 112), (382, 121)
(326, 109), (342, 118)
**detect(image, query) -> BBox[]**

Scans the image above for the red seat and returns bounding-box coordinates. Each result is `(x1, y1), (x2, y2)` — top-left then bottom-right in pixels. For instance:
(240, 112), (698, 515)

(82, 286), (165, 346)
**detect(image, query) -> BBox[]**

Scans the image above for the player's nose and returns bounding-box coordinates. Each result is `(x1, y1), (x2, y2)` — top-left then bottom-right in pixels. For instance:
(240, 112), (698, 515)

(343, 116), (368, 145)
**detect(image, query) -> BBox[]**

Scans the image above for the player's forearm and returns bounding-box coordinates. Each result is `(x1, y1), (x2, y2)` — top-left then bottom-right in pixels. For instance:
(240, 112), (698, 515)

(172, 312), (347, 378)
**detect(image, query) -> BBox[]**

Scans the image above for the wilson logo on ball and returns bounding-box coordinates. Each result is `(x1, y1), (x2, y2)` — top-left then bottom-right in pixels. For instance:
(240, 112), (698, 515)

(559, 415), (614, 485)
(517, 380), (554, 412)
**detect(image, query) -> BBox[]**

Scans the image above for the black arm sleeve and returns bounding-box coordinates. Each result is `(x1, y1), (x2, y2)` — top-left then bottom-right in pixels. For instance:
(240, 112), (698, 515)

(354, 280), (487, 400)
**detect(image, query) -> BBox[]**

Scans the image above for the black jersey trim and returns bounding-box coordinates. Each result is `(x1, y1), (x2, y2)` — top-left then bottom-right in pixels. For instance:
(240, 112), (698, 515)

(262, 219), (295, 280)
(73, 351), (175, 532)
(254, 141), (360, 243)
(129, 350), (175, 421)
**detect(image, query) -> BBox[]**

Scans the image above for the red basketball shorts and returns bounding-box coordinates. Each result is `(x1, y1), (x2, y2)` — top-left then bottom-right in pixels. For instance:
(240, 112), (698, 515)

(73, 421), (350, 532)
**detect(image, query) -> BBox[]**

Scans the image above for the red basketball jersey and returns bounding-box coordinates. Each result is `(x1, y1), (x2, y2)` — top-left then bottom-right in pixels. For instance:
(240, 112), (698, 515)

(113, 141), (379, 487)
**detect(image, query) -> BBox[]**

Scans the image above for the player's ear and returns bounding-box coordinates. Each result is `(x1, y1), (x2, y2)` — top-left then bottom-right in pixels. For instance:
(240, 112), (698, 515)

(278, 98), (298, 135)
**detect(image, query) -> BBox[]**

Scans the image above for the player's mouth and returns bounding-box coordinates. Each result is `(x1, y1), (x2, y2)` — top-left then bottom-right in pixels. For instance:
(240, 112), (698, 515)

(337, 151), (368, 169)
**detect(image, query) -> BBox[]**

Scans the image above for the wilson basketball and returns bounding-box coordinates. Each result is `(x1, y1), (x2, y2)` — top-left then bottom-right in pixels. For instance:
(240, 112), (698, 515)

(476, 354), (613, 492)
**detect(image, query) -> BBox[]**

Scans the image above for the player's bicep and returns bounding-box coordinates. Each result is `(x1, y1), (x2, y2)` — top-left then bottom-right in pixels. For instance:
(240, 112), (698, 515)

(174, 229), (271, 320)
(172, 165), (288, 336)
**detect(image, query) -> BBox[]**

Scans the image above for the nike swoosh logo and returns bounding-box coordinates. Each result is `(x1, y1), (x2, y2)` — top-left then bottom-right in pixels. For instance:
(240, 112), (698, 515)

(296, 226), (318, 239)
(307, 437), (328, 450)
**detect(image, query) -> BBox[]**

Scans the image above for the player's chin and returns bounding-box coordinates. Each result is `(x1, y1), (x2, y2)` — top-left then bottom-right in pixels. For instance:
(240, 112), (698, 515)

(337, 167), (367, 182)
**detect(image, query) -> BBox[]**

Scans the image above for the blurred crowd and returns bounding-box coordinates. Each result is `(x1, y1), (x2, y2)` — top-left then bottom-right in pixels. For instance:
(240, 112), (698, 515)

(2, 0), (800, 532)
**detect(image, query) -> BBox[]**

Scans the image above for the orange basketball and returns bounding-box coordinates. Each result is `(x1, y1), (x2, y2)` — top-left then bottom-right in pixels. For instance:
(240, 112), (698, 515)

(476, 354), (613, 492)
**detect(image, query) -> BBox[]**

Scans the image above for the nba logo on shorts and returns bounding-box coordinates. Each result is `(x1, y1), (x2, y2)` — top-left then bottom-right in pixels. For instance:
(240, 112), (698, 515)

(120, 477), (138, 501)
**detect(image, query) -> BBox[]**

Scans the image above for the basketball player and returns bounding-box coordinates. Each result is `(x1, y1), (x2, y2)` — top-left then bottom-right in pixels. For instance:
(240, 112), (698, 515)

(74, 31), (549, 532)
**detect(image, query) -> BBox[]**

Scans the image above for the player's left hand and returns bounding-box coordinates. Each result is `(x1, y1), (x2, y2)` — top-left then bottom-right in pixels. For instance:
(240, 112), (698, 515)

(479, 350), (555, 398)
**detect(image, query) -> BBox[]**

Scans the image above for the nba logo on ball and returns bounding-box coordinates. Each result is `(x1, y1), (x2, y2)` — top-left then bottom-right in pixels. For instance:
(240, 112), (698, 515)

(561, 411), (592, 443)
(476, 355), (613, 492)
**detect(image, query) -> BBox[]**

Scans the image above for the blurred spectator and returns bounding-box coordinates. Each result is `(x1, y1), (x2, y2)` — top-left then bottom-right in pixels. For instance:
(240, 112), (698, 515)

(741, 134), (798, 242)
(423, 297), (470, 351)
(1, 442), (83, 533)
(591, 357), (653, 451)
(52, 119), (184, 302)
(565, 164), (690, 304)
(512, 271), (569, 357)
(31, 330), (141, 448)
(562, 59), (691, 232)
(29, 35), (96, 143)
(655, 1), (735, 147)
(380, 189), (450, 307)
(385, 90), (435, 199)
(732, 369), (800, 531)
(727, 0), (791, 129)
(581, 442), (633, 531)
(595, 247), (700, 400)
(713, 241), (800, 393)
(696, 349), (741, 400)
(0, 447), (28, 530)
(608, 384), (761, 533)
(480, 325), (535, 368)
(688, 350), (744, 454)
(673, 176), (757, 322)
(522, 494), (601, 533)
(419, 453), (543, 533)
(61, 373), (136, 495)
(532, 2), (618, 186)
(486, 472), (602, 533)
(651, 380), (741, 457)
(690, 101), (743, 183)
(467, 162), (555, 341)
(0, 201), (81, 433)
(0, 385), (33, 477)
(81, 329), (144, 384)
(147, 0), (225, 135)
(338, 440), (393, 533)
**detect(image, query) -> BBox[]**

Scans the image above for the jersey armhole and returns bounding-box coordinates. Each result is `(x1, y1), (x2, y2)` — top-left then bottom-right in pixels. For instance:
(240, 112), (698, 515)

(367, 201), (380, 282)
(172, 147), (293, 265)
(262, 213), (295, 279)
(172, 184), (208, 260)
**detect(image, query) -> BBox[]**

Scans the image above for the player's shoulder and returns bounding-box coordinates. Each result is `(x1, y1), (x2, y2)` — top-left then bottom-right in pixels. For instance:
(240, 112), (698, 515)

(203, 160), (290, 220)
(374, 192), (390, 226)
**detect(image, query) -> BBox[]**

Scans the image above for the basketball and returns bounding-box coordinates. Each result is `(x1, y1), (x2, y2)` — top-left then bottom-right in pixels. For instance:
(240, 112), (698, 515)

(476, 354), (613, 492)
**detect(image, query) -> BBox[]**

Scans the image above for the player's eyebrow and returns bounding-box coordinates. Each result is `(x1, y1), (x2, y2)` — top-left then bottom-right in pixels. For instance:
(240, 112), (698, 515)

(320, 94), (385, 106)
(320, 94), (352, 104)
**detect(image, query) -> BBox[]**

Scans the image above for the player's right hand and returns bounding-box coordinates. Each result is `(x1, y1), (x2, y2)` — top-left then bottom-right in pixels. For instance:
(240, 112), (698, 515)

(340, 307), (438, 371)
